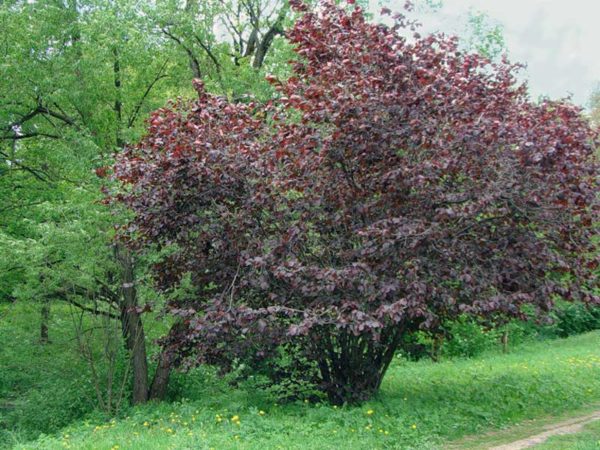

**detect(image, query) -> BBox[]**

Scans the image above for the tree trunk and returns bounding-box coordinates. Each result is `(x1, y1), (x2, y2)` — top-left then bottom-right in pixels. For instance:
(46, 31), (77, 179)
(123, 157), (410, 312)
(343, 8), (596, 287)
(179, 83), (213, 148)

(115, 244), (149, 404)
(431, 334), (444, 362)
(501, 329), (509, 353)
(149, 351), (172, 400)
(148, 321), (184, 400)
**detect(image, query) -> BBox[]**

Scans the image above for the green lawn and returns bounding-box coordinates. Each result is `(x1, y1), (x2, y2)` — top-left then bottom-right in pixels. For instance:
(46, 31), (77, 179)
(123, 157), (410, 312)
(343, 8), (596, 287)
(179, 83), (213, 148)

(6, 326), (600, 450)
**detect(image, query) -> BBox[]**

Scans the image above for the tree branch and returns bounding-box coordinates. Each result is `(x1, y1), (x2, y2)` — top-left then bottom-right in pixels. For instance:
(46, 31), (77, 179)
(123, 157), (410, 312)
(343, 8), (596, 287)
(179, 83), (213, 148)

(127, 59), (170, 129)
(55, 291), (120, 320)
(162, 28), (202, 79)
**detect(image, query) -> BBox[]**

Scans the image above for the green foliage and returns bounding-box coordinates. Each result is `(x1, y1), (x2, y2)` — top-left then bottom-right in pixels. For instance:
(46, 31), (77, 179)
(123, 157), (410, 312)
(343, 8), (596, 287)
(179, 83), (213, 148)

(0, 303), (106, 445)
(552, 302), (600, 338)
(465, 10), (506, 59)
(442, 317), (503, 359)
(589, 86), (600, 126)
(223, 344), (325, 403)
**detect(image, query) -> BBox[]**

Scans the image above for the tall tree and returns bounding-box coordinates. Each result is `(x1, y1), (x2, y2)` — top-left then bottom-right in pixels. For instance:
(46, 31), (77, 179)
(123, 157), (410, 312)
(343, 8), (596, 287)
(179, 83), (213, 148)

(0, 0), (185, 405)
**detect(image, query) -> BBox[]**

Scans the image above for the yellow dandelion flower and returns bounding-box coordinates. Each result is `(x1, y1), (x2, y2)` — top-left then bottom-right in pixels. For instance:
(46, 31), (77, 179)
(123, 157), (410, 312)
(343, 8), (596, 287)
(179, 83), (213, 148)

(366, 409), (374, 416)
(259, 410), (266, 416)
(231, 415), (239, 421)
(411, 424), (417, 429)
(143, 421), (149, 427)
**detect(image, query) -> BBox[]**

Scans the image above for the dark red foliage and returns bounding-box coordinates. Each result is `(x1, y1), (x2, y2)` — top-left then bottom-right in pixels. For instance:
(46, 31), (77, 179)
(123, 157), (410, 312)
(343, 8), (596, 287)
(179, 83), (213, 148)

(111, 2), (599, 403)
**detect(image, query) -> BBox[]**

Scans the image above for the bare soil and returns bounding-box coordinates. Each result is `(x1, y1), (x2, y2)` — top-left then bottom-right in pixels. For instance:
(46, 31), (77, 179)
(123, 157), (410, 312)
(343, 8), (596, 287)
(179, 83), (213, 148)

(487, 410), (600, 449)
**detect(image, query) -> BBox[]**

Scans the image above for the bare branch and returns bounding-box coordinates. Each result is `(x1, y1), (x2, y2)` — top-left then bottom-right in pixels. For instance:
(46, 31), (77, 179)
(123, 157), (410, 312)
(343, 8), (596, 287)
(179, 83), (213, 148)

(127, 59), (170, 128)
(162, 28), (202, 79)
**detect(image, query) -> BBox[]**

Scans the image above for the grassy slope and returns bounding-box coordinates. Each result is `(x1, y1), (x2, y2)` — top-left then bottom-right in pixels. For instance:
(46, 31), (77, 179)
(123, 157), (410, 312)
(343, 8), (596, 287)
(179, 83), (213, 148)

(9, 329), (600, 450)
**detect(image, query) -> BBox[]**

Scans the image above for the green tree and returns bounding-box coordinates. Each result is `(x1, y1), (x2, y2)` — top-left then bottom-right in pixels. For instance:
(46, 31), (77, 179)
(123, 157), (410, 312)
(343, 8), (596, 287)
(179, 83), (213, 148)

(590, 86), (600, 126)
(0, 0), (293, 409)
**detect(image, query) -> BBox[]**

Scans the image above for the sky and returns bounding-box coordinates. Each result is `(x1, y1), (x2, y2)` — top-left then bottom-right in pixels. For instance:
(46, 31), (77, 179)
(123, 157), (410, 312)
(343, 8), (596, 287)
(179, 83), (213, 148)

(385, 0), (600, 107)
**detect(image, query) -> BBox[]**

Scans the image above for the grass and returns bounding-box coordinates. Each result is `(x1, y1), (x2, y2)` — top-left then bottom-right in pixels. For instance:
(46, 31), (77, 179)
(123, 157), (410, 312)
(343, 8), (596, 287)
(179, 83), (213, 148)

(4, 321), (599, 450)
(532, 419), (600, 449)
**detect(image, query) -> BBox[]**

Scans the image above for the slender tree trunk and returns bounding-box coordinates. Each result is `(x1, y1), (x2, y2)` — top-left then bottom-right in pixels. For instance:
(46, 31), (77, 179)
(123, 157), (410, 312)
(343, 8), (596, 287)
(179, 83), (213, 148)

(431, 334), (444, 362)
(148, 321), (184, 400)
(501, 329), (509, 354)
(149, 351), (171, 400)
(115, 244), (149, 404)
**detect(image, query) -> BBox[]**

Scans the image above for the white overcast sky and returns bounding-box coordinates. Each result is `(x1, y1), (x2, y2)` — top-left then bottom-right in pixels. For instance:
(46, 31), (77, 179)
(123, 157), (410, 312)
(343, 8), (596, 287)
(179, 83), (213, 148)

(378, 0), (600, 107)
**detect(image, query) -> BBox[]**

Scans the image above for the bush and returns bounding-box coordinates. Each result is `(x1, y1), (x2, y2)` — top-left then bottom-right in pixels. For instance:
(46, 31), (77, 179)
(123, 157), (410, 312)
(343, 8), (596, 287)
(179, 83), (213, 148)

(442, 317), (501, 359)
(111, 1), (599, 404)
(553, 302), (600, 338)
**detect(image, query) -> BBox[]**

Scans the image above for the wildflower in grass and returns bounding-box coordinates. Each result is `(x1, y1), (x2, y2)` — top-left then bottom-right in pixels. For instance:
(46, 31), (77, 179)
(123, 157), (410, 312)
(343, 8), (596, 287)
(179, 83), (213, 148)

(411, 424), (417, 429)
(259, 410), (266, 416)
(166, 428), (174, 434)
(384, 431), (390, 435)
(366, 409), (374, 416)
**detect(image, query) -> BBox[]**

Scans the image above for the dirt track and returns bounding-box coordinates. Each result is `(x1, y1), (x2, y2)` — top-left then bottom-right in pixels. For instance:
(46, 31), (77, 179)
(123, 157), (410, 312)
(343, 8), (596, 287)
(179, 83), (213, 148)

(487, 410), (600, 449)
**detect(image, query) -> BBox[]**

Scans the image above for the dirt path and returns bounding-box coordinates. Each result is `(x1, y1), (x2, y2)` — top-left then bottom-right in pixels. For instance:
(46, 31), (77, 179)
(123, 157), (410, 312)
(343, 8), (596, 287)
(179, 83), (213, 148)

(487, 410), (600, 449)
